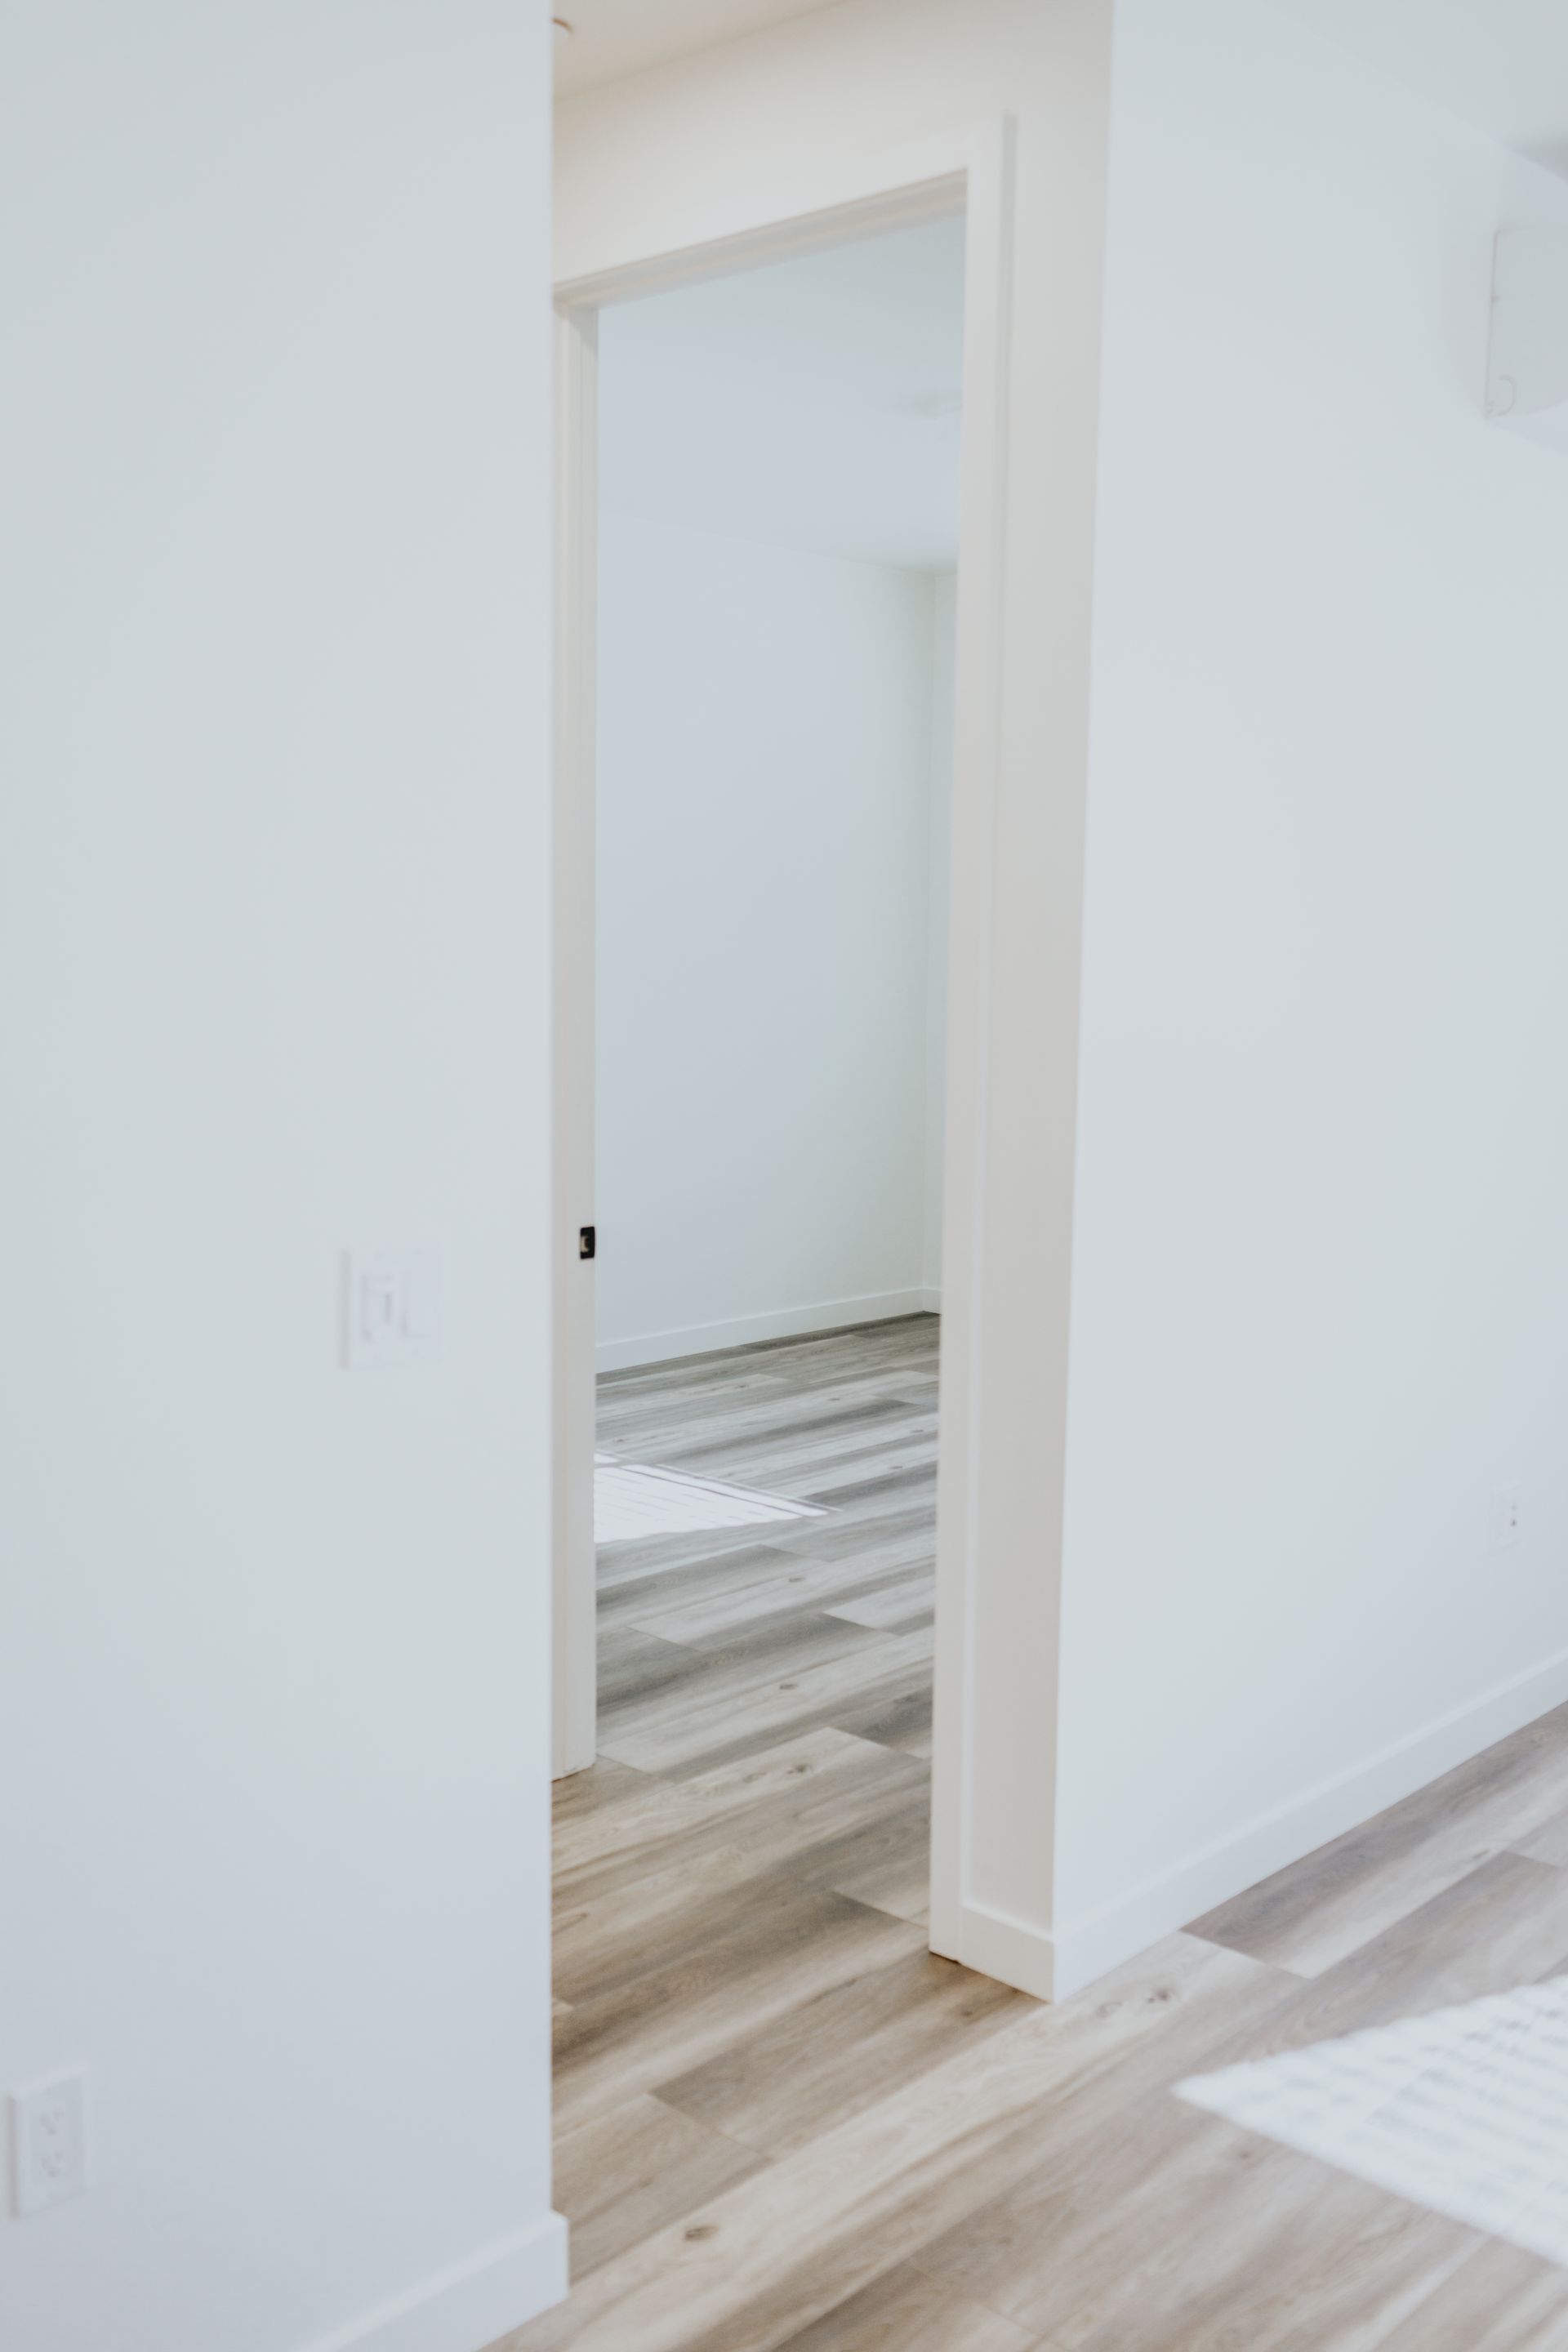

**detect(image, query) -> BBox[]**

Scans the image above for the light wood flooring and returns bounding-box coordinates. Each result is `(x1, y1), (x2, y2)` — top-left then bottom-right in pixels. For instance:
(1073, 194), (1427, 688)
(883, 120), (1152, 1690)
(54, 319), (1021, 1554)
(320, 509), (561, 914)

(504, 1316), (1568, 2351)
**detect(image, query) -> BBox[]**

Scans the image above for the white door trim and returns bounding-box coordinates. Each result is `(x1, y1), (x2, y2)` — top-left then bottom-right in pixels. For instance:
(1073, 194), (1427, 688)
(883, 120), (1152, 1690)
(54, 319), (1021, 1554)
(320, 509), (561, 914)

(551, 115), (1036, 1988)
(550, 298), (599, 1780)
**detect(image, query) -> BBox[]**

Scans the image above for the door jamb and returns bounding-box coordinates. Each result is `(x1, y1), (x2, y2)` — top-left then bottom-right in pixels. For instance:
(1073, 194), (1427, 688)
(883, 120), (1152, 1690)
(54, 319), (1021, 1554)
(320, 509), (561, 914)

(551, 296), (599, 1780)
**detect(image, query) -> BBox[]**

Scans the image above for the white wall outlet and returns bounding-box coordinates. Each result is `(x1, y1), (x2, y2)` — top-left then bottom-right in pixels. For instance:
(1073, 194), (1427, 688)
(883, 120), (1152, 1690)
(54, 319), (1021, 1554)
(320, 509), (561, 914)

(1490, 1486), (1523, 1552)
(10, 2069), (89, 2217)
(342, 1249), (443, 1370)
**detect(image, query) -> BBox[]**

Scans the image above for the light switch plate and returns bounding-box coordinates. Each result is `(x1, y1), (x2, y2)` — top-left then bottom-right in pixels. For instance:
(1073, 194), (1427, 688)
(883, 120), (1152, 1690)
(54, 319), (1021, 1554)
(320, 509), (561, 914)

(343, 1249), (443, 1370)
(10, 2069), (89, 2217)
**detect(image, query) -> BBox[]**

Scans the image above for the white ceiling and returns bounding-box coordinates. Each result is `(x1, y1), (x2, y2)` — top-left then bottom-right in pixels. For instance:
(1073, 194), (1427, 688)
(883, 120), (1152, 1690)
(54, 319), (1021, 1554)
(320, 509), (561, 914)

(597, 214), (966, 569)
(552, 0), (839, 100)
(1271, 1), (1568, 171)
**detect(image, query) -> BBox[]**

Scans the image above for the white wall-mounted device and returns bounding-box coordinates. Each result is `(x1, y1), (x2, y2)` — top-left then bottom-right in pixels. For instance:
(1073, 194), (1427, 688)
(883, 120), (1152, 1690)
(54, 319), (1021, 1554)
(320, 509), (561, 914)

(1488, 228), (1568, 453)
(342, 1248), (443, 1370)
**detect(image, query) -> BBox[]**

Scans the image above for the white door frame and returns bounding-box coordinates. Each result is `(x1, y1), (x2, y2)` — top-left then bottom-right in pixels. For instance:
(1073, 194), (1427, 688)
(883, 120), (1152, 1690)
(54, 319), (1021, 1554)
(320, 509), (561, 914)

(551, 115), (1023, 1984)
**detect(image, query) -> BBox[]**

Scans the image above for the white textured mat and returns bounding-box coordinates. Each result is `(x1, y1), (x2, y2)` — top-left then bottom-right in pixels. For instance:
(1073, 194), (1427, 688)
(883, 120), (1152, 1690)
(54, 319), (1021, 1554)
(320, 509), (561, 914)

(1178, 1976), (1568, 2267)
(593, 1456), (826, 1545)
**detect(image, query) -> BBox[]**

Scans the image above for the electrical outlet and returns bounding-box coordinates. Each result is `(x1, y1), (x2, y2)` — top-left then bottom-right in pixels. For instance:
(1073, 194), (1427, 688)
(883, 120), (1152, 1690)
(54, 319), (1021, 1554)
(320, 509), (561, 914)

(1490, 1486), (1523, 1552)
(10, 2069), (88, 2217)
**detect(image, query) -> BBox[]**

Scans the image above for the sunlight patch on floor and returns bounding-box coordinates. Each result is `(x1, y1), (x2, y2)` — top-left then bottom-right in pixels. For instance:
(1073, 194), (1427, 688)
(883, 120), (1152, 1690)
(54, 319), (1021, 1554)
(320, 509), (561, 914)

(1179, 1976), (1568, 2268)
(594, 1456), (826, 1544)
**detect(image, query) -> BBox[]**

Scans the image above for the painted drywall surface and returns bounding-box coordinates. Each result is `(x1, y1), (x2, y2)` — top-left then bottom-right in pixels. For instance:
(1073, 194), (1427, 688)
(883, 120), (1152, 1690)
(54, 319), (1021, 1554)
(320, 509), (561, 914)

(1054, 0), (1568, 1963)
(596, 215), (967, 567)
(594, 510), (946, 1365)
(559, 0), (1113, 1976)
(1275, 0), (1568, 175)
(924, 572), (958, 1298)
(0, 7), (561, 2348)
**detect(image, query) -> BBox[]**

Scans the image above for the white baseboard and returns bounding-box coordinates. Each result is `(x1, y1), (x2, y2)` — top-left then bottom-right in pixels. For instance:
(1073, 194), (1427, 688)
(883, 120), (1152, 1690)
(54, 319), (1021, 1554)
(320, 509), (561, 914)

(300, 2212), (568, 2352)
(934, 1895), (1057, 2003)
(936, 1645), (1568, 2011)
(1049, 1642), (1568, 2002)
(920, 1285), (942, 1314)
(596, 1288), (935, 1372)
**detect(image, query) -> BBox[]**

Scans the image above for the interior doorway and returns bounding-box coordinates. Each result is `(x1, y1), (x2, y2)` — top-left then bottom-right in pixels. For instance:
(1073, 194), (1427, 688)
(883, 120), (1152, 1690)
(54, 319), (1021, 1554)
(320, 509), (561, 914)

(577, 220), (962, 1895)
(552, 125), (1019, 1995)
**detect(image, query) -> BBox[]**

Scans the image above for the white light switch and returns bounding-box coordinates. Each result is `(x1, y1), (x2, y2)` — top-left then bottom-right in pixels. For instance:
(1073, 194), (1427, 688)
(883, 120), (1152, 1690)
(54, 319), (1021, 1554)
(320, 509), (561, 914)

(343, 1249), (443, 1370)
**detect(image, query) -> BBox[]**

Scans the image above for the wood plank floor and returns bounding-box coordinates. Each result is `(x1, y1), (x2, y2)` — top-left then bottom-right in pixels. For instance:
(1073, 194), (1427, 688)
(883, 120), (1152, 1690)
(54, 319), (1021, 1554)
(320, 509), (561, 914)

(502, 1316), (1568, 2351)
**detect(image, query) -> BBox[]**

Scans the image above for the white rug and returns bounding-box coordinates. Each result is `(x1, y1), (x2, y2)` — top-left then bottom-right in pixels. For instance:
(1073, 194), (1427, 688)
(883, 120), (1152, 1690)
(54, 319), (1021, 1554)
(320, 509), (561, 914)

(1178, 1976), (1568, 2267)
(593, 1455), (826, 1545)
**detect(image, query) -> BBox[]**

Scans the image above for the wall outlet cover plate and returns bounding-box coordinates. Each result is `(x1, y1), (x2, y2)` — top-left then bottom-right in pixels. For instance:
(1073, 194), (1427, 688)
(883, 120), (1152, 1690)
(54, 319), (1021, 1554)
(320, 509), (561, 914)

(10, 2069), (89, 2217)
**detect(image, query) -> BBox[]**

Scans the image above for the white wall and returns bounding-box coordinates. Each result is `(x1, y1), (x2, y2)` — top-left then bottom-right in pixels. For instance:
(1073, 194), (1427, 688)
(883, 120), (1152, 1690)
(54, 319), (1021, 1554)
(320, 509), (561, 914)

(0, 7), (562, 2349)
(1053, 0), (1568, 1983)
(595, 510), (950, 1367)
(594, 216), (967, 568)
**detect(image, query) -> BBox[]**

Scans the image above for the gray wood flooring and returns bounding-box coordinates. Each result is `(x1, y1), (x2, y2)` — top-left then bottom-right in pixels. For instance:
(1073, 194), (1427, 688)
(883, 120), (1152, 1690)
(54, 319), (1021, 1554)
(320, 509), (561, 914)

(503, 1316), (1568, 2351)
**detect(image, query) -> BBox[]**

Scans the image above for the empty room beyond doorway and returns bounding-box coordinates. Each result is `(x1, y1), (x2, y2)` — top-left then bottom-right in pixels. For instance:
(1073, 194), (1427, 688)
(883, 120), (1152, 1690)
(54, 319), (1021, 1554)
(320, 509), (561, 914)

(567, 216), (967, 1840)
